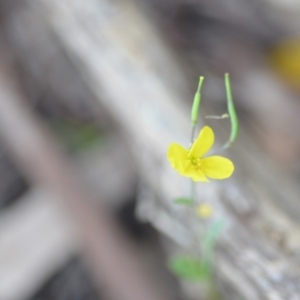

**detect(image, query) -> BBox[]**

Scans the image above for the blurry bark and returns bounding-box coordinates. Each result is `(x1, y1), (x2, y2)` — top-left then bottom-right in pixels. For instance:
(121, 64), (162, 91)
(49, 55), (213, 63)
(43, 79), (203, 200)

(0, 61), (170, 300)
(2, 0), (300, 299)
(0, 136), (138, 300)
(0, 187), (78, 300)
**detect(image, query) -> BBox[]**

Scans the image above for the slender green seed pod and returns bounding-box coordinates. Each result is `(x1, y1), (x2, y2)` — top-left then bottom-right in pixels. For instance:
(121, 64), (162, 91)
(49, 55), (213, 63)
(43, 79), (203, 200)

(224, 73), (239, 148)
(191, 76), (204, 126)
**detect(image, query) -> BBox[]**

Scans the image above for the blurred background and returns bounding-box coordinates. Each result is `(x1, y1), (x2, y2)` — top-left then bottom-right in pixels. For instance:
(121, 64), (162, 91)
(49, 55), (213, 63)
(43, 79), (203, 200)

(1, 0), (300, 299)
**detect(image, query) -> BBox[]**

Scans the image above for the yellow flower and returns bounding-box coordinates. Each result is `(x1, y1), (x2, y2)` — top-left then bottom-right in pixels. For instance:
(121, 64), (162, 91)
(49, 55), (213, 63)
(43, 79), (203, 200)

(167, 126), (234, 182)
(196, 203), (213, 219)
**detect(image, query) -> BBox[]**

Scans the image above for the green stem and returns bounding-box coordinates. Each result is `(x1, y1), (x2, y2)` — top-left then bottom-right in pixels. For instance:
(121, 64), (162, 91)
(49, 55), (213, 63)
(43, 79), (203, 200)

(191, 76), (204, 125)
(223, 73), (239, 149)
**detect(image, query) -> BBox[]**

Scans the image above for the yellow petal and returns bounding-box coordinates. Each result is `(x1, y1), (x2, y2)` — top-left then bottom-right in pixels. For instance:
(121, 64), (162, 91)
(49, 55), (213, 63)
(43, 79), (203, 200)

(201, 156), (234, 179)
(189, 126), (214, 158)
(167, 143), (189, 174)
(184, 165), (209, 182)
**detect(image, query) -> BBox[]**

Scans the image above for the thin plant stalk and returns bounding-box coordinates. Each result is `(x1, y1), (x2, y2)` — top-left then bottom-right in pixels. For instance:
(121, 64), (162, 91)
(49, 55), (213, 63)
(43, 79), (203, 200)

(223, 73), (239, 149)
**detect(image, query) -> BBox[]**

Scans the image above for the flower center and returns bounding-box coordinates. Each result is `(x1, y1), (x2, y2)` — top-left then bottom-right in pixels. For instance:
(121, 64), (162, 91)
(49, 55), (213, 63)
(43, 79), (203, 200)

(190, 156), (201, 170)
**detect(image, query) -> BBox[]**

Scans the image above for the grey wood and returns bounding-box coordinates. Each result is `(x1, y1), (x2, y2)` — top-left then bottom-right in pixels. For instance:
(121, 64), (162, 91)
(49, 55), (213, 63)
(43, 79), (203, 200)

(5, 0), (300, 298)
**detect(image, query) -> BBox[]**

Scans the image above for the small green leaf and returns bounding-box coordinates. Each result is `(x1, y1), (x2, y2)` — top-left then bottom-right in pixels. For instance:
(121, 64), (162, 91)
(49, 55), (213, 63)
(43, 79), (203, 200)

(224, 73), (239, 148)
(174, 197), (194, 206)
(168, 255), (210, 281)
(191, 76), (204, 126)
